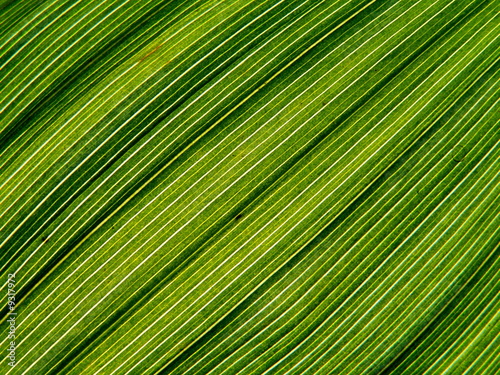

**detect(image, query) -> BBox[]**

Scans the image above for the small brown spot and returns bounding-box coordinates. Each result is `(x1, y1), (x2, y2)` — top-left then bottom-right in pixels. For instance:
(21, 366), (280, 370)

(234, 214), (243, 221)
(139, 44), (163, 63)
(42, 236), (49, 243)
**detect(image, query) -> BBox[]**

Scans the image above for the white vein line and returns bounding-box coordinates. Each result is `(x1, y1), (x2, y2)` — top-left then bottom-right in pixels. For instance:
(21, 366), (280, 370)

(0, 0), (198, 166)
(0, 0), (243, 130)
(7, 0), (316, 292)
(16, 2), (406, 370)
(441, 301), (500, 374)
(464, 327), (500, 375)
(330, 190), (500, 375)
(13, 0), (476, 368)
(0, 0), (84, 72)
(9, 0), (328, 354)
(199, 127), (498, 375)
(448, 301), (500, 374)
(399, 254), (500, 374)
(6, 0), (348, 288)
(10, 0), (360, 313)
(157, 20), (500, 375)
(221, 126), (499, 375)
(0, 0), (229, 206)
(9, 0), (420, 368)
(311, 54), (500, 373)
(0, 0), (308, 220)
(13, 0), (455, 279)
(230, 61), (500, 375)
(0, 0), (144, 148)
(231, 26), (500, 375)
(11, 0), (418, 312)
(12, 0), (492, 372)
(0, 0), (244, 251)
(7, 0), (310, 278)
(114, 15), (500, 375)
(0, 1), (57, 51)
(14, 0), (418, 350)
(344, 124), (500, 375)
(11, 2), (486, 364)
(0, 0), (130, 110)
(8, 0), (376, 314)
(115, 36), (484, 371)
(191, 72), (500, 375)
(264, 141), (499, 375)
(422, 277), (500, 374)
(0, 0), (313, 252)
(325, 199), (500, 375)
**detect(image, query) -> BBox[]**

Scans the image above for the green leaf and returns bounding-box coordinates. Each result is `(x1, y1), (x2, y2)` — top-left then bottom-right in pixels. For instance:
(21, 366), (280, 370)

(0, 0), (498, 374)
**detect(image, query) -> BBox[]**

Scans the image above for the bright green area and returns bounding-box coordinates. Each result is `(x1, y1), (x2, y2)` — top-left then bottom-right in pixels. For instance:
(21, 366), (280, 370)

(0, 0), (498, 374)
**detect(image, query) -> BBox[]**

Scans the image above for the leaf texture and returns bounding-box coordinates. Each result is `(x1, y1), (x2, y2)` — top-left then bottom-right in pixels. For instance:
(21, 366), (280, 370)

(0, 0), (498, 374)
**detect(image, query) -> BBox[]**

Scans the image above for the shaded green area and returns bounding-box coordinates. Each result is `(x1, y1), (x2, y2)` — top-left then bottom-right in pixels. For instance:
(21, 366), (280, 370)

(0, 0), (498, 374)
